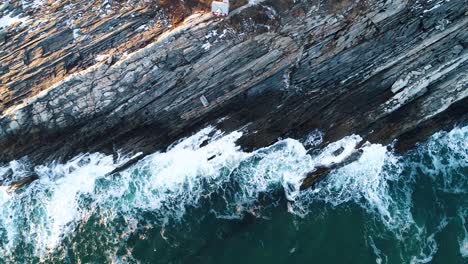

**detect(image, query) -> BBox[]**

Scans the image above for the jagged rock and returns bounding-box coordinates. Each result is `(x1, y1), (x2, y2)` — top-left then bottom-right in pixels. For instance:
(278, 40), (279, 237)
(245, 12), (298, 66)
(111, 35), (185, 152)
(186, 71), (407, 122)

(7, 173), (39, 192)
(0, 0), (466, 190)
(0, 30), (6, 43)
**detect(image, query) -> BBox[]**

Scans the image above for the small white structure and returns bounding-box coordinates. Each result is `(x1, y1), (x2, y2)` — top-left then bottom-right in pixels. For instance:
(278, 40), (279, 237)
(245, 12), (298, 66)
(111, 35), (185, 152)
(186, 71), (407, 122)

(211, 0), (229, 17)
(200, 95), (209, 107)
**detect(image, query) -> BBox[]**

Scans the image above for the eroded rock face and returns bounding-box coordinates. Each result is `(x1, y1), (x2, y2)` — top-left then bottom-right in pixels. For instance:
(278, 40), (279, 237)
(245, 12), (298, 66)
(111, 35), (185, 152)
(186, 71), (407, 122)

(0, 0), (467, 168)
(0, 0), (211, 113)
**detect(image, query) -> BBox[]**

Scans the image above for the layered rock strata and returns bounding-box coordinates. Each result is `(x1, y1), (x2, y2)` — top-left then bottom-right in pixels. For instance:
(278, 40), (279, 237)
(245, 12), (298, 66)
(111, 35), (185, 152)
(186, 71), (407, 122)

(0, 0), (466, 188)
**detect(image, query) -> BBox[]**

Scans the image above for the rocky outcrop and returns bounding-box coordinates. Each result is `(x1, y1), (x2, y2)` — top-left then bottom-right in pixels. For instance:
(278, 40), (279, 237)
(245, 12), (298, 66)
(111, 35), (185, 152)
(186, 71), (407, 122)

(0, 0), (213, 113)
(0, 0), (467, 185)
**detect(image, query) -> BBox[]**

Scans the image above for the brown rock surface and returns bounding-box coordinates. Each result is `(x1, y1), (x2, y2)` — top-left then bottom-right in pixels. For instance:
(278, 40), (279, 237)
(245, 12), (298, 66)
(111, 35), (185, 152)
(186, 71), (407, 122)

(0, 0), (466, 189)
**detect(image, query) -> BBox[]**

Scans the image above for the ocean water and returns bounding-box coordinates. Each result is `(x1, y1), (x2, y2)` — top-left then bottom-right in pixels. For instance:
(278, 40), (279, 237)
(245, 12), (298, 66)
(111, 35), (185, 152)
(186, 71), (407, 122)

(0, 125), (466, 264)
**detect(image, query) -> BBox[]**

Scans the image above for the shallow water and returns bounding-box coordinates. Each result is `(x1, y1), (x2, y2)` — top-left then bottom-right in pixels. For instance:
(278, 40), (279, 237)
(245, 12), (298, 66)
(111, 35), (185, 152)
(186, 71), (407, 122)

(0, 126), (466, 263)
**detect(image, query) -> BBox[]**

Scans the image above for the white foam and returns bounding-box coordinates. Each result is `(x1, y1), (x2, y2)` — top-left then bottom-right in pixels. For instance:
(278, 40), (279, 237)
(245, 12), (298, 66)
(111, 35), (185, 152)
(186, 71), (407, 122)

(0, 129), (380, 258)
(0, 127), (310, 257)
(410, 217), (448, 264)
(461, 239), (468, 258)
(41, 154), (115, 249)
(368, 236), (387, 264)
(302, 129), (323, 148)
(313, 134), (361, 167)
(412, 126), (467, 193)
(0, 125), (466, 261)
(101, 128), (246, 218)
(0, 153), (118, 257)
(0, 14), (28, 29)
(295, 141), (413, 233)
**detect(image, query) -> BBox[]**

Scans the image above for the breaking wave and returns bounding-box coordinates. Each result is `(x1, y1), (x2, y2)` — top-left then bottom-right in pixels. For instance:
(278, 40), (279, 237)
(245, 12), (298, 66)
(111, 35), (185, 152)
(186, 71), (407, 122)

(0, 125), (466, 263)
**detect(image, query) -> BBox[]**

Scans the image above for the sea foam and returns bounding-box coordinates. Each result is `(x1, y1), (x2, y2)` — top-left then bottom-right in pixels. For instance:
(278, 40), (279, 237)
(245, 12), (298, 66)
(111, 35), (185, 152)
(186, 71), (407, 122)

(0, 125), (465, 262)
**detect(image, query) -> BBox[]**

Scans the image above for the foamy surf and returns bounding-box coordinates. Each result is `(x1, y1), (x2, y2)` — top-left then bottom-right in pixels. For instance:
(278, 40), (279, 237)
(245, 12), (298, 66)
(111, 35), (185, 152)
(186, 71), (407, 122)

(0, 125), (466, 263)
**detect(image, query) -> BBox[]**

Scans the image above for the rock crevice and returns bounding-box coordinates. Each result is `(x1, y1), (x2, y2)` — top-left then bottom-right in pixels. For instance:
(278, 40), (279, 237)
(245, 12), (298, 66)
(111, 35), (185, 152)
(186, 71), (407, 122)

(0, 0), (466, 169)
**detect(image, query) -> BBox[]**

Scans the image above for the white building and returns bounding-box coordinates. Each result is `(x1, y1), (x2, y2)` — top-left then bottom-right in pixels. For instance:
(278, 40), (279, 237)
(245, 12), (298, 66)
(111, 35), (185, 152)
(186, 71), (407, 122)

(211, 0), (229, 17)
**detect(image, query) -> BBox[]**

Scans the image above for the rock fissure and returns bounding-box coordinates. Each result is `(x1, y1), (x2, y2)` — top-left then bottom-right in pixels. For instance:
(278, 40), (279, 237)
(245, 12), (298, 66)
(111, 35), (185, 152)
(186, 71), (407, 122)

(0, 0), (466, 189)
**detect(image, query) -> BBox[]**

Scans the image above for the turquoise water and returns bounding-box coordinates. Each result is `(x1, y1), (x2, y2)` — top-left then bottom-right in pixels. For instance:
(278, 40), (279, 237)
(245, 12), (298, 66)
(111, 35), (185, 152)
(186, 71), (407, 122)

(0, 126), (466, 263)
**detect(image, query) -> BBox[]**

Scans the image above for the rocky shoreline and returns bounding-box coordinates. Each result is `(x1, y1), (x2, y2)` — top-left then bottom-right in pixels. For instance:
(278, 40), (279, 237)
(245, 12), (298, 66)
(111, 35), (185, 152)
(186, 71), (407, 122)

(0, 0), (467, 187)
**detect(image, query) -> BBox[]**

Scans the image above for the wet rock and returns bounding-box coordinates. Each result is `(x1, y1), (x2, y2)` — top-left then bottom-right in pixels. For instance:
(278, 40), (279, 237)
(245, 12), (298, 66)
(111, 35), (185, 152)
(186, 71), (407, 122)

(0, 0), (466, 191)
(301, 148), (364, 190)
(105, 152), (145, 177)
(0, 3), (10, 13)
(0, 30), (6, 43)
(7, 173), (39, 193)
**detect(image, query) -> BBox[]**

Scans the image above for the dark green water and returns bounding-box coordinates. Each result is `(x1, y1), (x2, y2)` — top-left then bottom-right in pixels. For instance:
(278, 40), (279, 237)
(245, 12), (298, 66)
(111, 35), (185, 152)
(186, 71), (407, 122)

(0, 126), (466, 264)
